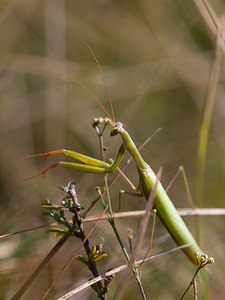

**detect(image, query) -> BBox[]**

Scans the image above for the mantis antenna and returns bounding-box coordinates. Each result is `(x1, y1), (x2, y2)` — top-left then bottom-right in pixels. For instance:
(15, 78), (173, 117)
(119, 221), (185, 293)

(70, 76), (114, 124)
(82, 40), (115, 125)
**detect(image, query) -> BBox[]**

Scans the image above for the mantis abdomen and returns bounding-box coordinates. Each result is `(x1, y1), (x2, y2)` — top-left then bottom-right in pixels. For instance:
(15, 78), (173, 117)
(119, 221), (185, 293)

(117, 124), (203, 264)
(139, 166), (202, 264)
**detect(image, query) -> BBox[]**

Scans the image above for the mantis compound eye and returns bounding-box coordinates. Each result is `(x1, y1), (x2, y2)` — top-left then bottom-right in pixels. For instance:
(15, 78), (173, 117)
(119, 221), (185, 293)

(110, 122), (123, 136)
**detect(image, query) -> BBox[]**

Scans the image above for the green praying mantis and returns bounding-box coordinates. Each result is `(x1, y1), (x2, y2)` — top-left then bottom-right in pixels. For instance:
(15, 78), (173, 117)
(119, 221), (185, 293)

(24, 44), (205, 266)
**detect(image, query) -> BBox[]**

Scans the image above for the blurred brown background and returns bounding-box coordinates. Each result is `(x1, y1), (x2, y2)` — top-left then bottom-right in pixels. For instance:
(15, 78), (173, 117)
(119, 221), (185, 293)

(0, 1), (225, 299)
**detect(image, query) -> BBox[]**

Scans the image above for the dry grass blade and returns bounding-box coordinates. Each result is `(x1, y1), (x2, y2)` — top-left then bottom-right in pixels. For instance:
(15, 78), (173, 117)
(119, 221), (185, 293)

(114, 167), (162, 300)
(178, 208), (225, 216)
(0, 224), (48, 240)
(57, 244), (190, 300)
(11, 234), (69, 300)
(193, 0), (225, 54)
(192, 0), (219, 36)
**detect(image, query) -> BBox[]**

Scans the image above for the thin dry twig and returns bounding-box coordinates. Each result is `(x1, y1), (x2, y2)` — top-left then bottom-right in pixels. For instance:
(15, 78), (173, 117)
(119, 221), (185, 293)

(84, 208), (225, 221)
(1, 208), (225, 240)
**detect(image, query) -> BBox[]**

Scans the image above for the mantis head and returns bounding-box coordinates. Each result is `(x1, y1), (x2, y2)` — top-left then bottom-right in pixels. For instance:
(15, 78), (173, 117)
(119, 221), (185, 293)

(92, 118), (123, 137)
(110, 122), (123, 136)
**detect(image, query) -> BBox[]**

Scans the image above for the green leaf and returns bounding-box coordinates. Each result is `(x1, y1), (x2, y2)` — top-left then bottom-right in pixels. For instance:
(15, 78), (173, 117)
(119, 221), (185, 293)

(44, 197), (50, 203)
(76, 255), (89, 266)
(41, 203), (61, 210)
(42, 211), (53, 217)
(72, 216), (79, 229)
(88, 245), (107, 262)
(47, 227), (72, 238)
(88, 245), (97, 260)
(92, 252), (107, 262)
(67, 198), (74, 207)
(67, 181), (76, 189)
(57, 185), (67, 192)
(47, 227), (67, 233)
(54, 232), (66, 238)
(59, 210), (65, 218)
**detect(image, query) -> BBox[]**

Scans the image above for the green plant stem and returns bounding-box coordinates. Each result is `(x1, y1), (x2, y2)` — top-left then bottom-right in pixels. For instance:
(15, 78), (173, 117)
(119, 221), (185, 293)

(98, 128), (113, 214)
(109, 217), (146, 300)
(103, 173), (146, 299)
(195, 25), (221, 244)
(103, 174), (113, 213)
(180, 263), (209, 300)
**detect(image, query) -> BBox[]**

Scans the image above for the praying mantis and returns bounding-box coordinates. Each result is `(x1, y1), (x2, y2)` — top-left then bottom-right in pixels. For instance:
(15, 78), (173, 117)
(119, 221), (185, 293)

(24, 44), (205, 266)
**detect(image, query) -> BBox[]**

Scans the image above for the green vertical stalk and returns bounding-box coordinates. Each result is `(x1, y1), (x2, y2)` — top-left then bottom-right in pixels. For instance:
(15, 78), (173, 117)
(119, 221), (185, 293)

(195, 28), (222, 244)
(104, 175), (146, 300)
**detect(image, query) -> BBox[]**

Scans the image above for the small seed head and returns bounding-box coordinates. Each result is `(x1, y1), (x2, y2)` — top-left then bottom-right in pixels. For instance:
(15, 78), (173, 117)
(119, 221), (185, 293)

(193, 250), (199, 257)
(92, 118), (101, 127)
(104, 117), (110, 124)
(208, 257), (215, 264)
(200, 254), (208, 263)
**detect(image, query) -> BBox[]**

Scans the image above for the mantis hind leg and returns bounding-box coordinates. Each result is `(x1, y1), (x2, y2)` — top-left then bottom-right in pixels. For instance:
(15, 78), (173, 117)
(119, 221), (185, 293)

(116, 189), (143, 212)
(165, 165), (196, 209)
(115, 167), (143, 212)
(116, 167), (143, 212)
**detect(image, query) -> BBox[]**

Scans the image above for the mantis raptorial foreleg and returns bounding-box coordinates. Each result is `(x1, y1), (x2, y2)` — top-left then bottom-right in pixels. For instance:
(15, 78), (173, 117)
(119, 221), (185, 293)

(23, 145), (126, 181)
(117, 190), (143, 212)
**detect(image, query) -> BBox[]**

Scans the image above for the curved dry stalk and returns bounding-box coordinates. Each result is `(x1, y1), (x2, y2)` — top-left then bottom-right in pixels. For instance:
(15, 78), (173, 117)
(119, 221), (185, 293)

(196, 17), (223, 245)
(11, 235), (69, 300)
